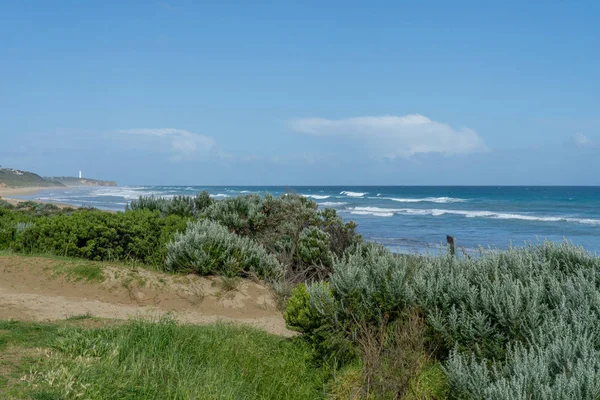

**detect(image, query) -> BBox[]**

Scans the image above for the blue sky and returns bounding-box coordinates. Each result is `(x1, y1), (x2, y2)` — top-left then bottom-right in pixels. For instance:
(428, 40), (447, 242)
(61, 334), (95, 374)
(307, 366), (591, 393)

(1, 0), (599, 185)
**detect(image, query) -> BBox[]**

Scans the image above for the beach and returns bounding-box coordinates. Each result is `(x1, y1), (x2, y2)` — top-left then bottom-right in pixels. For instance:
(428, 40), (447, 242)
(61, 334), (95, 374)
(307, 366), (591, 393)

(0, 186), (76, 208)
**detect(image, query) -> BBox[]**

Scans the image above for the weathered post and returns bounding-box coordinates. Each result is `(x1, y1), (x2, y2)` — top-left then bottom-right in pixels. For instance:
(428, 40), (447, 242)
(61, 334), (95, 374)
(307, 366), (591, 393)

(446, 235), (456, 256)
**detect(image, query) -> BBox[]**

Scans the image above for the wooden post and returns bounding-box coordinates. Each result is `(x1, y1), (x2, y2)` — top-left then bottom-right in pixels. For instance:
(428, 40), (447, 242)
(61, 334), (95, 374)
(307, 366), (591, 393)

(446, 235), (456, 256)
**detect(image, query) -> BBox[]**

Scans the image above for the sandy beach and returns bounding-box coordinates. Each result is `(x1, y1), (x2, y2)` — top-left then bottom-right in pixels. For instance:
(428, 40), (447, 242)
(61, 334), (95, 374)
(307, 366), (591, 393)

(0, 186), (73, 208)
(0, 186), (63, 197)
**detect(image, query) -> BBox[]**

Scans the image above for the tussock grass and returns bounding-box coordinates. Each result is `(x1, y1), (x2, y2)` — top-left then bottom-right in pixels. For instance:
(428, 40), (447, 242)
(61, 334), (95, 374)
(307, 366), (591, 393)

(0, 318), (327, 400)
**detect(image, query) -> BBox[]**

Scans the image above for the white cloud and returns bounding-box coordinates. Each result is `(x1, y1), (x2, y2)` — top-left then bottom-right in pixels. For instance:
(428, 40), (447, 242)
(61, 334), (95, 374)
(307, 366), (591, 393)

(118, 128), (217, 160)
(573, 132), (592, 147)
(290, 114), (487, 157)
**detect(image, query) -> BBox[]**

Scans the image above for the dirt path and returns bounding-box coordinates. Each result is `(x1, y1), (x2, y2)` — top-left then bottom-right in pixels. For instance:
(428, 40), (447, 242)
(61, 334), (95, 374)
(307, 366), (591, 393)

(0, 256), (293, 336)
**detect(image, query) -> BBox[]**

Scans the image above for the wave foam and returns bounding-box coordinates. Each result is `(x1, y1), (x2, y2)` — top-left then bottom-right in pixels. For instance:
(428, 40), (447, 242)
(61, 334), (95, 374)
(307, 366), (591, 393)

(210, 193), (230, 198)
(387, 197), (466, 204)
(341, 191), (367, 197)
(91, 187), (164, 200)
(319, 201), (348, 207)
(301, 194), (331, 200)
(349, 207), (600, 225)
(351, 210), (394, 217)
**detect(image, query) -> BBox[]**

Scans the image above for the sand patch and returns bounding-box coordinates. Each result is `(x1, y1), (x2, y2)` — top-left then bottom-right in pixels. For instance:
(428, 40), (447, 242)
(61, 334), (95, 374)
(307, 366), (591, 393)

(0, 256), (292, 336)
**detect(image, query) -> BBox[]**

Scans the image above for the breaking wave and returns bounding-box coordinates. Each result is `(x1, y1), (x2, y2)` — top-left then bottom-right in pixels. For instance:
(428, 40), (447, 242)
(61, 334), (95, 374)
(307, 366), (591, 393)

(341, 191), (367, 197)
(385, 197), (466, 204)
(319, 201), (348, 207)
(301, 194), (331, 200)
(349, 207), (600, 225)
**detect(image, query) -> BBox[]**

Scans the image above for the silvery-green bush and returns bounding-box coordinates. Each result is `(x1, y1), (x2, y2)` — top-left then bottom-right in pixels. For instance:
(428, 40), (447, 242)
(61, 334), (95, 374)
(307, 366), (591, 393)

(304, 243), (414, 329)
(423, 243), (600, 399)
(128, 192), (213, 217)
(166, 219), (283, 279)
(289, 241), (600, 399)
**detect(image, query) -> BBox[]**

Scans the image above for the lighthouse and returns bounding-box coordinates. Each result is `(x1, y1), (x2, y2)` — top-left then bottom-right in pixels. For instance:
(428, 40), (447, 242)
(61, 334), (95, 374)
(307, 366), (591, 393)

(79, 170), (82, 179)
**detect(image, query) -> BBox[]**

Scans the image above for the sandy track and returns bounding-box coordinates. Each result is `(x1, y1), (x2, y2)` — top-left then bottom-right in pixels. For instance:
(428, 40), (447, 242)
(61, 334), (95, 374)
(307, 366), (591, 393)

(0, 256), (293, 336)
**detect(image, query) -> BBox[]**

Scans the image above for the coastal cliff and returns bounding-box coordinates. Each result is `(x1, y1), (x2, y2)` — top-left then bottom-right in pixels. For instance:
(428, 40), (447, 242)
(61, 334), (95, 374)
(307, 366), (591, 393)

(47, 177), (117, 187)
(0, 168), (116, 189)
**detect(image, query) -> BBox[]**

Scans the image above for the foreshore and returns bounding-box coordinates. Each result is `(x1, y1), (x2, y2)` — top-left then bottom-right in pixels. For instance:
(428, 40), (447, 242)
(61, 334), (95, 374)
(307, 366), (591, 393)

(0, 186), (74, 208)
(0, 186), (63, 197)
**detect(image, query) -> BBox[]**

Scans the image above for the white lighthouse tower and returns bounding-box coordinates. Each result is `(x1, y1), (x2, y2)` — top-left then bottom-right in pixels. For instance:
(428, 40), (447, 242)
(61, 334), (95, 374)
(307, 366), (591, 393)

(79, 170), (82, 179)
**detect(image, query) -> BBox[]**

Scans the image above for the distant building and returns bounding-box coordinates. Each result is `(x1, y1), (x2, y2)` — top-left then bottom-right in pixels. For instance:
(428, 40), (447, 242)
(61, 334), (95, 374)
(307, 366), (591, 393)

(79, 170), (82, 179)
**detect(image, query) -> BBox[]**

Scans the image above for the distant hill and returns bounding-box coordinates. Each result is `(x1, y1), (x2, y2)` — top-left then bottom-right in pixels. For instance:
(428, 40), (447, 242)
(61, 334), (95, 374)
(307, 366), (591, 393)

(48, 177), (117, 187)
(0, 168), (66, 188)
(0, 167), (117, 189)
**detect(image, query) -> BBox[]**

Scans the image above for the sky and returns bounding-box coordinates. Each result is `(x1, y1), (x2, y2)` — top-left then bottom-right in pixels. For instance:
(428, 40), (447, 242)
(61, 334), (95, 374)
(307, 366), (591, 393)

(1, 0), (599, 185)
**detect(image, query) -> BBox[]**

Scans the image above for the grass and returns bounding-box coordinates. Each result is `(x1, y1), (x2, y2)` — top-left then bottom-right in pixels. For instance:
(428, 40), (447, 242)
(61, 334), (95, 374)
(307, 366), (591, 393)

(65, 312), (93, 321)
(219, 275), (242, 292)
(50, 260), (105, 282)
(0, 318), (327, 400)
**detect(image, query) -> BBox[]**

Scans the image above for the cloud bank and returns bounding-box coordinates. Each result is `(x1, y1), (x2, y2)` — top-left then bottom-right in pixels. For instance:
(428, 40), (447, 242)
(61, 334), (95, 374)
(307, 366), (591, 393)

(290, 114), (487, 157)
(118, 128), (217, 160)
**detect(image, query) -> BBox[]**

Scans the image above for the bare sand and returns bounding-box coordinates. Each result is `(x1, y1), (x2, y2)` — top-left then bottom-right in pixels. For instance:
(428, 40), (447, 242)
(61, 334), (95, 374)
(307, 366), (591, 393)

(0, 186), (62, 196)
(0, 186), (77, 208)
(0, 255), (293, 336)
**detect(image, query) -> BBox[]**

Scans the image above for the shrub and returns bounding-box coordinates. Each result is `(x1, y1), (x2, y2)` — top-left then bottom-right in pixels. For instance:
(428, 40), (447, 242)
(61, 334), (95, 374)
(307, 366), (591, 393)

(130, 193), (362, 281)
(0, 207), (36, 249)
(127, 192), (214, 217)
(289, 241), (600, 399)
(308, 243), (415, 327)
(319, 208), (361, 257)
(14, 201), (63, 217)
(166, 219), (283, 279)
(200, 194), (268, 237)
(356, 309), (428, 399)
(284, 283), (324, 334)
(296, 227), (333, 280)
(11, 209), (188, 265)
(414, 241), (600, 398)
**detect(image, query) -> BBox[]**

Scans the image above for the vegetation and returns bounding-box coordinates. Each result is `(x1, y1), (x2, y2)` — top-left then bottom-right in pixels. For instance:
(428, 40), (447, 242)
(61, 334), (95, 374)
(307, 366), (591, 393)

(286, 241), (600, 399)
(0, 168), (64, 188)
(9, 209), (188, 267)
(46, 176), (117, 187)
(3, 193), (600, 398)
(166, 219), (283, 278)
(0, 318), (327, 400)
(3, 192), (361, 281)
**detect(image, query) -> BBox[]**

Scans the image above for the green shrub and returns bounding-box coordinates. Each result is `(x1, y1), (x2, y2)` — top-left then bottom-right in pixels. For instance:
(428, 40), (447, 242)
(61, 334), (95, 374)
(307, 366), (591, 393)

(130, 193), (362, 281)
(166, 219), (283, 279)
(11, 209), (187, 265)
(284, 283), (324, 334)
(319, 208), (361, 257)
(296, 227), (333, 279)
(0, 207), (36, 249)
(0, 198), (14, 210)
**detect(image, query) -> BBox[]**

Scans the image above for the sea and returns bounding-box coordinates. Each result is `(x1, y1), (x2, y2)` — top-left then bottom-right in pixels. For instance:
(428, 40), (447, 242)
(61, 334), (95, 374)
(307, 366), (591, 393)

(13, 186), (600, 254)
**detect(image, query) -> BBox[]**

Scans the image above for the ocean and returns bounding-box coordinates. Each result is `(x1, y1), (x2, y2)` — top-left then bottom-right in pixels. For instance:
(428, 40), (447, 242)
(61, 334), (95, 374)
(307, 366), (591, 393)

(14, 186), (600, 254)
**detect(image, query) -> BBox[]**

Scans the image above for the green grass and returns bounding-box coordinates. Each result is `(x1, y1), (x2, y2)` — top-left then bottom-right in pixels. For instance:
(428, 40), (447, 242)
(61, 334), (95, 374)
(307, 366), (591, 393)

(50, 260), (105, 282)
(65, 312), (94, 321)
(0, 318), (327, 400)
